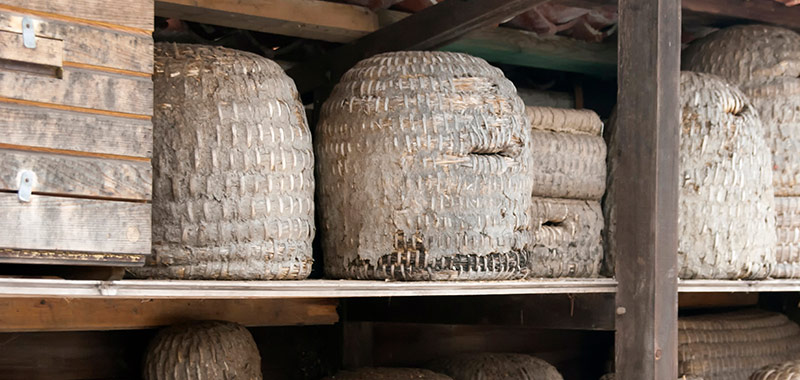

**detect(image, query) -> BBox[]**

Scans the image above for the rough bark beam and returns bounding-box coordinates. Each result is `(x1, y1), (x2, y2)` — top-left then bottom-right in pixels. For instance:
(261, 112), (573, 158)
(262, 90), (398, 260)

(289, 0), (548, 94)
(614, 0), (680, 378)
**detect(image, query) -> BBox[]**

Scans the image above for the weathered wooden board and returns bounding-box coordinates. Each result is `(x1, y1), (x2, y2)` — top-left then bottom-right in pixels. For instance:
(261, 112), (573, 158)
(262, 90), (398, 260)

(679, 292), (759, 309)
(0, 149), (151, 200)
(155, 0), (379, 43)
(0, 298), (339, 332)
(0, 67), (152, 116)
(0, 194), (151, 254)
(0, 0), (154, 31)
(0, 103), (152, 157)
(0, 11), (152, 74)
(0, 30), (62, 68)
(614, 0), (681, 378)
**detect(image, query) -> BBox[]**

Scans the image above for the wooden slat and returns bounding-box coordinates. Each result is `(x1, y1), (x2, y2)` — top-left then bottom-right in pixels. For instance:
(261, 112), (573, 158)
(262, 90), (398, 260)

(155, 0), (379, 43)
(289, 0), (548, 93)
(346, 293), (616, 331)
(0, 149), (151, 200)
(0, 67), (152, 116)
(0, 0), (154, 31)
(0, 278), (618, 299)
(0, 11), (153, 74)
(0, 31), (62, 67)
(0, 194), (150, 255)
(378, 9), (616, 76)
(0, 298), (338, 332)
(682, 0), (800, 31)
(613, 0), (681, 378)
(0, 103), (152, 157)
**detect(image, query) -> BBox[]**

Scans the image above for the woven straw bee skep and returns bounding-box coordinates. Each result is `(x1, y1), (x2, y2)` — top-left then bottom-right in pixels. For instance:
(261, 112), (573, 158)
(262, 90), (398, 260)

(527, 197), (603, 277)
(323, 368), (453, 380)
(750, 360), (800, 380)
(605, 72), (777, 279)
(143, 321), (262, 380)
(678, 310), (800, 380)
(683, 25), (800, 277)
(317, 51), (532, 280)
(526, 106), (606, 200)
(131, 43), (314, 280)
(427, 353), (563, 380)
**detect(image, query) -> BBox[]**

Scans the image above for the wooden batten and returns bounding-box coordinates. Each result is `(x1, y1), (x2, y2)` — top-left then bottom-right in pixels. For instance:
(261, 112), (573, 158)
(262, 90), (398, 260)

(0, 194), (151, 256)
(0, 298), (339, 332)
(0, 149), (152, 200)
(0, 0), (154, 32)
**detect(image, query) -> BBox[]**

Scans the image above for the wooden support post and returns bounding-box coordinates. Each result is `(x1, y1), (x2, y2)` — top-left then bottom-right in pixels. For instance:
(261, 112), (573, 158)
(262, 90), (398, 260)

(288, 0), (548, 94)
(614, 0), (680, 378)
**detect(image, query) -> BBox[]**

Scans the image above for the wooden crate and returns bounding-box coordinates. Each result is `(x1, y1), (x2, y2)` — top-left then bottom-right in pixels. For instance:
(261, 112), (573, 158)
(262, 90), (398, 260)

(0, 0), (153, 267)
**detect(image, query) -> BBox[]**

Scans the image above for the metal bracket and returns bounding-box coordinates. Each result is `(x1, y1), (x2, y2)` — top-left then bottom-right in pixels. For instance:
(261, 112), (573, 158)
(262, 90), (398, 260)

(18, 170), (34, 202)
(22, 16), (36, 49)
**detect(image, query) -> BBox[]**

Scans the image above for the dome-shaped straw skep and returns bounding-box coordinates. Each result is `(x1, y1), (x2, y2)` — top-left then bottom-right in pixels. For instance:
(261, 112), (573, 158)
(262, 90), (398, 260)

(677, 310), (800, 380)
(684, 25), (800, 278)
(605, 72), (777, 279)
(527, 197), (603, 278)
(317, 51), (532, 280)
(526, 107), (606, 200)
(750, 360), (800, 380)
(130, 43), (315, 280)
(323, 368), (453, 380)
(143, 321), (262, 380)
(427, 353), (563, 380)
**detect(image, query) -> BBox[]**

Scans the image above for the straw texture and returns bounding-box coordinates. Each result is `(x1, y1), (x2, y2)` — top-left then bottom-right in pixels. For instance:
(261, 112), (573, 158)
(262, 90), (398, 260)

(317, 51), (532, 280)
(131, 43), (314, 280)
(428, 353), (563, 380)
(678, 310), (800, 380)
(527, 107), (606, 200)
(605, 72), (777, 279)
(775, 197), (800, 277)
(143, 321), (262, 380)
(527, 197), (603, 277)
(683, 25), (800, 277)
(323, 368), (453, 380)
(750, 360), (800, 380)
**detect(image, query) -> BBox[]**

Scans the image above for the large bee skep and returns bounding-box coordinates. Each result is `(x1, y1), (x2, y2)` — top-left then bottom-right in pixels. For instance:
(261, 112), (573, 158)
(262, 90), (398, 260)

(317, 51), (532, 280)
(131, 43), (315, 280)
(605, 72), (776, 279)
(427, 353), (563, 380)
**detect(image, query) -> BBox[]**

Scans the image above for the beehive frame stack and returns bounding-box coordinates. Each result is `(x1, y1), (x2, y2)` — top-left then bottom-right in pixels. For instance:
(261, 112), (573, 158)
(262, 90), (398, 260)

(0, 0), (153, 267)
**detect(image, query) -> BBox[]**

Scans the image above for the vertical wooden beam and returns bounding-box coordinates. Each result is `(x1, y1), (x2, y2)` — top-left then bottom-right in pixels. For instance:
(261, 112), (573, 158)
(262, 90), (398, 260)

(614, 0), (680, 377)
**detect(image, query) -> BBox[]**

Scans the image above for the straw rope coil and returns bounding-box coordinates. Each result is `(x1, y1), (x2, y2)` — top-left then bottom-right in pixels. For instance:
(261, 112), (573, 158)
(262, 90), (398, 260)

(317, 51), (532, 280)
(678, 310), (800, 380)
(427, 353), (563, 380)
(683, 25), (800, 277)
(323, 368), (453, 380)
(131, 43), (315, 280)
(750, 360), (800, 380)
(605, 72), (777, 279)
(527, 197), (603, 277)
(527, 107), (606, 200)
(143, 321), (262, 380)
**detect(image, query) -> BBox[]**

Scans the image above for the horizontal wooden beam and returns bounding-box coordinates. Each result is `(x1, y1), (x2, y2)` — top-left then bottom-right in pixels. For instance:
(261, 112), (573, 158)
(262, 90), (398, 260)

(0, 297), (338, 331)
(154, 0), (379, 43)
(344, 293), (616, 331)
(0, 278), (618, 298)
(683, 0), (800, 31)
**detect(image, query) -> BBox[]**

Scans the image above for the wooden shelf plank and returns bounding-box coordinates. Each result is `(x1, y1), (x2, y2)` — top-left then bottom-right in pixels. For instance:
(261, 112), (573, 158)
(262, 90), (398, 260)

(0, 278), (617, 299)
(0, 297), (339, 332)
(679, 279), (800, 293)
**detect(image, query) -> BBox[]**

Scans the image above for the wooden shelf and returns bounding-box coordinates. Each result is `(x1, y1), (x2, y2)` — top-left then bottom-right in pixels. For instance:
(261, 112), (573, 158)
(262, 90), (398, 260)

(679, 279), (800, 293)
(0, 278), (617, 299)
